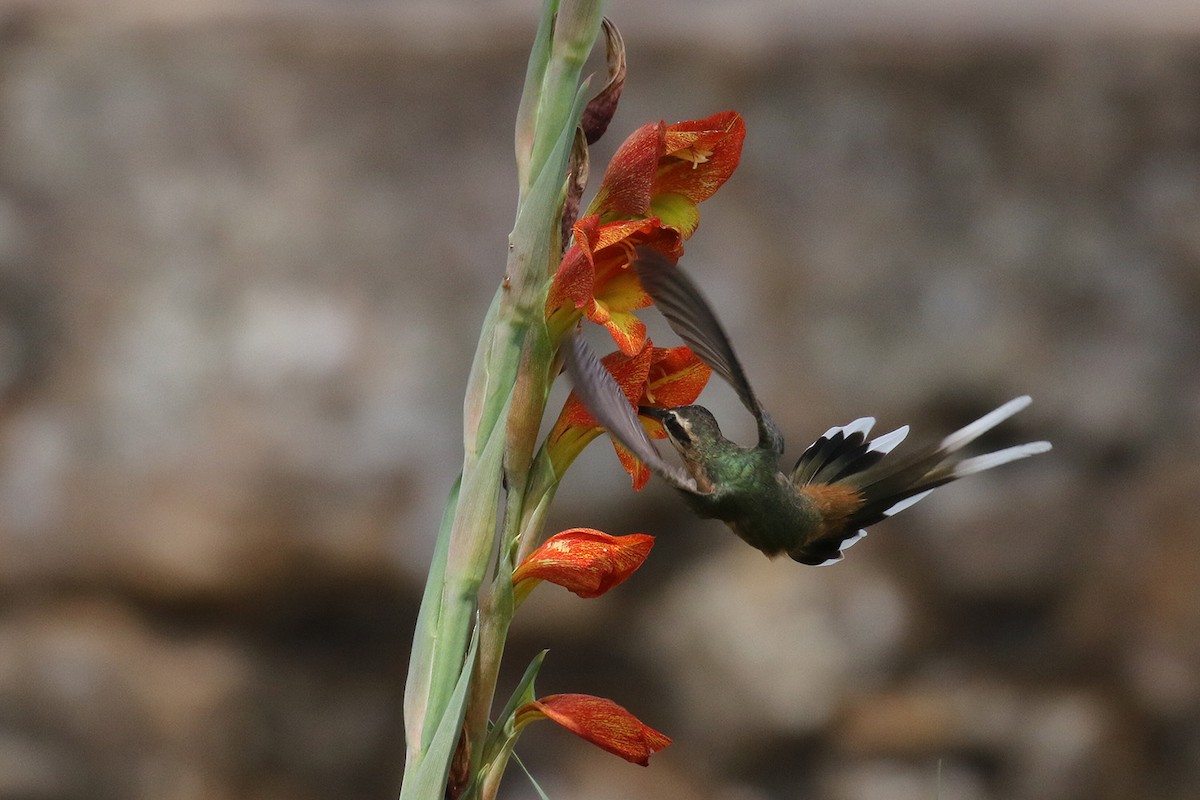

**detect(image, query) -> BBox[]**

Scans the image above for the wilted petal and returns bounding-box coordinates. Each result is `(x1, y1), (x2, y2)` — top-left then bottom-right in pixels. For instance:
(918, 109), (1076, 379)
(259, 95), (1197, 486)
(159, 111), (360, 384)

(517, 694), (672, 766)
(561, 126), (590, 250)
(513, 528), (654, 601)
(580, 17), (626, 144)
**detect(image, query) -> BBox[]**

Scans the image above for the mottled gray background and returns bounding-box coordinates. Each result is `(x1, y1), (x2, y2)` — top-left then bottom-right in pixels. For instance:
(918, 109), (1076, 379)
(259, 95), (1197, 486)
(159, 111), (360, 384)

(0, 1), (1198, 799)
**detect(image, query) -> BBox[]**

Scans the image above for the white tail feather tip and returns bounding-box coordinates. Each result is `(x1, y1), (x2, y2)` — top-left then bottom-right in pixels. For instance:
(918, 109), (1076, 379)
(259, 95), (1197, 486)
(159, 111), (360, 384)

(940, 395), (1033, 451)
(954, 440), (1052, 477)
(840, 529), (868, 551)
(868, 425), (910, 454)
(824, 416), (875, 440)
(883, 489), (934, 517)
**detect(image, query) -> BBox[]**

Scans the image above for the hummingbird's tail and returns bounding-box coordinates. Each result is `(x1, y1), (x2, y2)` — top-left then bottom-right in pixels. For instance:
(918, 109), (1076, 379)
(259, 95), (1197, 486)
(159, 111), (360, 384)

(792, 396), (1051, 544)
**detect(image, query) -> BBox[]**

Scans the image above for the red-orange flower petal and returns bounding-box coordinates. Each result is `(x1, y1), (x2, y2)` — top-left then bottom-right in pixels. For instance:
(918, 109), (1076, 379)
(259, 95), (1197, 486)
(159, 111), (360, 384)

(644, 346), (712, 409)
(518, 694), (672, 766)
(547, 216), (684, 355)
(654, 110), (745, 205)
(547, 216), (602, 312)
(513, 528), (654, 599)
(614, 442), (653, 491)
(588, 121), (663, 219)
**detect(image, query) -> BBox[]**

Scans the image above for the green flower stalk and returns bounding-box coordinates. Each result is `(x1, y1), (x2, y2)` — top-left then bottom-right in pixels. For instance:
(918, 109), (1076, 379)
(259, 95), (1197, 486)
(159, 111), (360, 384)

(400, 2), (745, 795)
(401, 3), (605, 796)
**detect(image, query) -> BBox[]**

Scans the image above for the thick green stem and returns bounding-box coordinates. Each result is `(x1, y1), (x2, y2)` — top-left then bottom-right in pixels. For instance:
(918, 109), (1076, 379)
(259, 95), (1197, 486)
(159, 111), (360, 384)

(400, 1), (606, 797)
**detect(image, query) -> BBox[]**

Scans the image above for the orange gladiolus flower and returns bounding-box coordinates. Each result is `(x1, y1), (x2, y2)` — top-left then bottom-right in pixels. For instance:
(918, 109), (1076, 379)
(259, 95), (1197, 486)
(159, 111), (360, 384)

(516, 694), (671, 766)
(512, 528), (654, 605)
(588, 110), (745, 238)
(546, 215), (681, 355)
(546, 112), (744, 355)
(545, 342), (711, 488)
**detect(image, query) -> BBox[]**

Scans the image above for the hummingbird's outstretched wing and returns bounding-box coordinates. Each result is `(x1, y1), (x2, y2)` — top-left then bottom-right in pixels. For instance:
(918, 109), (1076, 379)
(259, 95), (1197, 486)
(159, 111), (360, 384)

(562, 332), (701, 494)
(633, 249), (784, 454)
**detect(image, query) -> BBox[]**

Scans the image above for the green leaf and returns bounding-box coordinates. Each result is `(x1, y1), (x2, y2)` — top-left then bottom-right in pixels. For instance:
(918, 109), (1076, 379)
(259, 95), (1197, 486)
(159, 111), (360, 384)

(471, 650), (548, 800)
(462, 548), (518, 779)
(399, 629), (480, 800)
(420, 405), (511, 755)
(508, 78), (593, 316)
(514, 752), (552, 800)
(470, 315), (524, 457)
(524, 0), (604, 194)
(514, 447), (560, 563)
(503, 320), (553, 504)
(463, 289), (503, 455)
(402, 473), (461, 769)
(483, 649), (547, 761)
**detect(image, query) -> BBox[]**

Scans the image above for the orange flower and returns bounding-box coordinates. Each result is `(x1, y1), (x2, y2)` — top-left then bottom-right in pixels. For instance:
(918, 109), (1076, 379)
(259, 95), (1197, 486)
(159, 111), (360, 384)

(512, 528), (654, 605)
(516, 694), (671, 766)
(547, 215), (681, 355)
(546, 112), (744, 354)
(545, 342), (711, 488)
(588, 110), (745, 238)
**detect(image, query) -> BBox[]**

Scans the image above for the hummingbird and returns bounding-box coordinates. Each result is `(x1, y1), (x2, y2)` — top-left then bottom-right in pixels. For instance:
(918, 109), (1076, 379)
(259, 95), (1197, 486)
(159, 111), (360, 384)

(563, 249), (1052, 566)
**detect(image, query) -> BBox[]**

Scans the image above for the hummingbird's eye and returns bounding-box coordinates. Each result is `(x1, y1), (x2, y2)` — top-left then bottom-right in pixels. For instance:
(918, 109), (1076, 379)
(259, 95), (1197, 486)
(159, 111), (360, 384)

(663, 413), (692, 446)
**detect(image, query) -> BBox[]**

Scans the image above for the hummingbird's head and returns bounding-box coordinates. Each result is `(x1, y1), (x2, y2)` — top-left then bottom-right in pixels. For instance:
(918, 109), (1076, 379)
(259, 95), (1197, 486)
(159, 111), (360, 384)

(639, 405), (724, 455)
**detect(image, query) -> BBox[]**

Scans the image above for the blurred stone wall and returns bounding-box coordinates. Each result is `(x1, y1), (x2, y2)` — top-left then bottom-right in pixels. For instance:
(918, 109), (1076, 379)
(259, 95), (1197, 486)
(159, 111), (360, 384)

(0, 1), (1198, 799)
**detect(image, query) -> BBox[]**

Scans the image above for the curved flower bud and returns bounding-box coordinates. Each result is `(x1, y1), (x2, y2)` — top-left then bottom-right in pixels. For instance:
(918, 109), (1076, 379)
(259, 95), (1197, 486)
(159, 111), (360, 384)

(512, 528), (654, 605)
(516, 694), (671, 766)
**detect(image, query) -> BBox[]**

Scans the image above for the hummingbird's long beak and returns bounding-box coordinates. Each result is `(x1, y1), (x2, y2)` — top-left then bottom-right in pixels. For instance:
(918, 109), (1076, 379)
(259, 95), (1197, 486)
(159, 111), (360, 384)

(638, 405), (670, 422)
